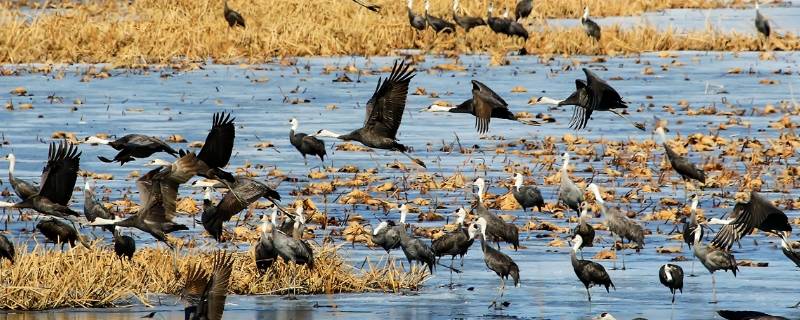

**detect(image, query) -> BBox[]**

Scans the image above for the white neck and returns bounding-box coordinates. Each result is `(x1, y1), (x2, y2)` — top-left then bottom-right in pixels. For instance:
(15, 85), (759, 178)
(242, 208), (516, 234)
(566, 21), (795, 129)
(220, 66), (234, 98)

(315, 129), (342, 138)
(755, 1), (760, 10)
(583, 7), (589, 19)
(424, 0), (429, 12)
(655, 128), (667, 144)
(590, 185), (605, 205)
(407, 0), (412, 9)
(502, 7), (509, 18)
(204, 188), (212, 201)
(488, 3), (493, 15)
(270, 208), (278, 225)
(664, 265), (673, 281)
(479, 219), (488, 239)
(0, 201), (14, 208)
(572, 236), (583, 252)
(579, 207), (590, 222)
(514, 174), (523, 190)
(781, 237), (792, 251)
(84, 180), (94, 191)
(708, 217), (733, 225)
(455, 209), (466, 225)
(260, 221), (269, 234)
(561, 155), (569, 172)
(399, 206), (407, 224)
(90, 217), (122, 226)
(85, 136), (111, 145)
(693, 226), (702, 244)
(291, 122), (298, 131)
(537, 97), (563, 105)
(8, 157), (15, 174)
(452, 0), (458, 12)
(373, 221), (388, 235)
(426, 105), (455, 112)
(690, 197), (698, 212)
(476, 181), (485, 204)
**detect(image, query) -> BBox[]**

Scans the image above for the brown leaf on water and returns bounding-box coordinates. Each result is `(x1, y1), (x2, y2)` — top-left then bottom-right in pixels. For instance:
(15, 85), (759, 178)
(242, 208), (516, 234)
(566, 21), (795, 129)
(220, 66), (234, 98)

(417, 211), (444, 222)
(548, 238), (566, 247)
(308, 171), (328, 180)
(495, 192), (521, 211)
(593, 249), (617, 260)
(656, 246), (682, 254)
(10, 87), (27, 96)
(433, 64), (465, 72)
(167, 134), (186, 143)
(511, 86), (527, 93)
(336, 143), (372, 152)
(737, 260), (768, 267)
(339, 189), (371, 204)
(176, 197), (199, 215)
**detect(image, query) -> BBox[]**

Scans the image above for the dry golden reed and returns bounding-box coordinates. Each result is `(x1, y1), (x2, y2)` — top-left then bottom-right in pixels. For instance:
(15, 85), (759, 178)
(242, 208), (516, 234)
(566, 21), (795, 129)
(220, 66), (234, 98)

(0, 243), (427, 311)
(0, 0), (780, 65)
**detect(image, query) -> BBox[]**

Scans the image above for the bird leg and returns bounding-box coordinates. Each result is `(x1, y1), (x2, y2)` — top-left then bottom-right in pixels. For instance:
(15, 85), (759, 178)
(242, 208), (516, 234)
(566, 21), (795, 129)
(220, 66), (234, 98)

(792, 301), (800, 308)
(689, 259), (696, 277)
(710, 273), (717, 304)
(621, 246), (626, 270)
(608, 109), (646, 131)
(398, 150), (426, 169)
(448, 256), (455, 288)
(672, 291), (676, 304)
(586, 287), (592, 302)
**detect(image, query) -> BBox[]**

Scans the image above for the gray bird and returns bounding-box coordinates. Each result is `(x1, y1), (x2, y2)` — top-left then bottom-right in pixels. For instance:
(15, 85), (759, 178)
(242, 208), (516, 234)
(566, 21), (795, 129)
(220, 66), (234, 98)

(452, 0), (485, 31)
(424, 0), (455, 33)
(4, 153), (38, 201)
(655, 127), (705, 192)
(581, 6), (601, 41)
(588, 183), (645, 270)
(511, 173), (544, 212)
(682, 193), (703, 276)
(558, 152), (584, 216)
(431, 207), (474, 284)
(83, 178), (115, 233)
(407, 0), (427, 30)
(472, 217), (520, 308)
(396, 204), (435, 273)
(0, 234), (14, 263)
(572, 202), (595, 256)
(255, 209), (279, 273)
(85, 134), (178, 165)
(223, 0), (245, 28)
(659, 263), (684, 304)
(514, 0), (532, 21)
(692, 227), (738, 303)
(371, 205), (408, 254)
(571, 234), (614, 302)
(754, 1), (770, 38)
(270, 207), (314, 268)
(289, 118), (326, 165)
(473, 178), (519, 250)
(200, 176), (280, 242)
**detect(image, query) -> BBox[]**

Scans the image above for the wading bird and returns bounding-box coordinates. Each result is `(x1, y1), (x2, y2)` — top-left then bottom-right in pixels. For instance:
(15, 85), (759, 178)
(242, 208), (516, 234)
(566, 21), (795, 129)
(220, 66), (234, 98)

(270, 208), (314, 268)
(182, 251), (234, 320)
(514, 0), (532, 21)
(573, 202), (595, 255)
(372, 205), (408, 256)
(0, 234), (14, 263)
(486, 2), (510, 35)
(397, 222), (436, 273)
(407, 0), (427, 30)
(755, 1), (770, 38)
(511, 173), (544, 212)
(312, 60), (426, 168)
(201, 176), (280, 241)
(432, 207), (474, 283)
(0, 142), (81, 218)
(682, 194), (703, 275)
(502, 7), (529, 40)
(452, 0), (485, 31)
(223, 0), (245, 28)
(658, 263), (684, 304)
(571, 234), (614, 302)
(472, 218), (520, 308)
(425, 0), (455, 33)
(581, 6), (601, 41)
(114, 229), (136, 260)
(36, 218), (78, 249)
(534, 69), (645, 131)
(473, 178), (519, 250)
(85, 134), (178, 165)
(558, 152), (584, 216)
(588, 183), (645, 270)
(255, 211), (279, 273)
(289, 118), (326, 165)
(84, 179), (115, 232)
(718, 310), (787, 320)
(710, 191), (791, 251)
(4, 153), (38, 200)
(655, 127), (705, 195)
(692, 227), (737, 303)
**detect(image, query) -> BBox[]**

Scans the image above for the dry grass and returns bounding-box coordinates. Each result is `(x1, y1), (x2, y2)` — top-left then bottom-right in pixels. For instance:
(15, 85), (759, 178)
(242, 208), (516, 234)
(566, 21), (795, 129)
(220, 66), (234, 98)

(0, 243), (428, 311)
(0, 0), (784, 65)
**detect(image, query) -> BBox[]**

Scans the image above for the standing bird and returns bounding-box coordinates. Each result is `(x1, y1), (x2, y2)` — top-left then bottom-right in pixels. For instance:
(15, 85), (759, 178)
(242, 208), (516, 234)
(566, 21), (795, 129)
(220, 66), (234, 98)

(5, 153), (38, 200)
(581, 6), (601, 41)
(754, 1), (770, 38)
(312, 60), (425, 168)
(588, 183), (645, 270)
(472, 218), (520, 308)
(655, 127), (705, 194)
(431, 207), (474, 284)
(424, 0), (455, 33)
(0, 234), (14, 263)
(573, 202), (595, 255)
(718, 310), (787, 320)
(514, 0), (532, 21)
(571, 234), (614, 302)
(270, 209), (314, 268)
(289, 118), (326, 165)
(182, 251), (235, 320)
(113, 228), (136, 261)
(452, 0), (485, 31)
(658, 263), (684, 304)
(223, 0), (245, 28)
(201, 176), (280, 241)
(407, 0), (427, 31)
(502, 7), (529, 40)
(511, 173), (544, 212)
(84, 179), (115, 233)
(0, 142), (81, 218)
(534, 68), (645, 131)
(36, 218), (79, 249)
(397, 222), (436, 273)
(255, 211), (279, 273)
(371, 206), (408, 255)
(682, 193), (703, 275)
(710, 191), (791, 251)
(692, 227), (738, 303)
(558, 152), (584, 216)
(486, 2), (510, 34)
(85, 134), (178, 165)
(473, 178), (519, 250)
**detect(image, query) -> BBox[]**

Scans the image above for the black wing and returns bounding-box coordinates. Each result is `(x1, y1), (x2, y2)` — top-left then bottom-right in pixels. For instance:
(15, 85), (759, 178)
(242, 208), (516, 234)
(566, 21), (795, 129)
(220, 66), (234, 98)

(567, 80), (593, 130)
(202, 251), (234, 320)
(198, 112), (235, 169)
(711, 191), (791, 250)
(38, 141), (81, 206)
(583, 68), (625, 111)
(364, 60), (415, 139)
(471, 80), (508, 134)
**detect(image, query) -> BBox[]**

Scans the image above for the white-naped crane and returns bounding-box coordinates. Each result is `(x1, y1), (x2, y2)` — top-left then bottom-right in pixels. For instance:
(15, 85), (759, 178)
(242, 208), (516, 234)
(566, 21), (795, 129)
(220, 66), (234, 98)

(371, 205), (407, 255)
(270, 207), (314, 269)
(755, 1), (770, 38)
(655, 127), (705, 198)
(658, 263), (684, 304)
(407, 0), (427, 31)
(710, 191), (791, 251)
(0, 141), (81, 218)
(717, 310), (788, 320)
(85, 134), (178, 165)
(558, 152), (584, 216)
(692, 227), (738, 303)
(200, 176), (280, 242)
(84, 178), (115, 233)
(588, 183), (644, 270)
(452, 0), (485, 31)
(182, 250), (235, 320)
(472, 178), (519, 250)
(425, 0), (455, 33)
(572, 202), (595, 257)
(223, 0), (245, 28)
(312, 60), (426, 168)
(289, 118), (326, 165)
(0, 234), (14, 264)
(514, 0), (532, 21)
(36, 218), (80, 249)
(432, 207), (474, 284)
(534, 68), (645, 131)
(511, 173), (544, 212)
(581, 6), (601, 41)
(4, 153), (38, 201)
(571, 234), (614, 302)
(393, 204), (435, 273)
(682, 193), (703, 275)
(472, 217), (520, 309)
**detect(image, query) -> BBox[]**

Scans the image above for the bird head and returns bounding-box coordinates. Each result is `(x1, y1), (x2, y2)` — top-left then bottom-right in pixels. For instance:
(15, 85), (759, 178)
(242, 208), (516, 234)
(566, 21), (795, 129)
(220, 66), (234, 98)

(289, 118), (299, 130)
(467, 221), (480, 240)
(84, 136), (110, 145)
(571, 234), (583, 252)
(423, 103), (454, 112)
(592, 312), (616, 320)
(587, 183), (604, 204)
(84, 178), (95, 191)
(582, 6), (590, 20)
(203, 187), (213, 201)
(487, 1), (494, 14)
(145, 158), (171, 167)
(373, 221), (389, 235)
(454, 207), (467, 224)
(5, 153), (14, 162)
(424, 0), (429, 12)
(689, 193), (699, 211)
(513, 173), (524, 188)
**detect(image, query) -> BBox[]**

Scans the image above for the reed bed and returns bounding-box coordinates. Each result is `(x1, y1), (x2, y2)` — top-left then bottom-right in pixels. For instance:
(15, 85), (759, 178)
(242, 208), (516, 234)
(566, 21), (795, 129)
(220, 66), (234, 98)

(0, 243), (428, 311)
(0, 0), (781, 65)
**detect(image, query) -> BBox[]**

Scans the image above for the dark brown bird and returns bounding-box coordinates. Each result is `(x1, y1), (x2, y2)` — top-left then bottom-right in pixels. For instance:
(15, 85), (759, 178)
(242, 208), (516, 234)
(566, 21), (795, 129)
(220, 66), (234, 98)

(182, 251), (235, 320)
(710, 191), (791, 251)
(659, 263), (684, 304)
(113, 228), (136, 260)
(514, 0), (532, 21)
(571, 234), (614, 302)
(655, 127), (705, 185)
(200, 177), (280, 242)
(0, 234), (14, 263)
(473, 218), (520, 308)
(432, 208), (474, 284)
(36, 218), (79, 249)
(407, 0), (427, 30)
(424, 0), (455, 33)
(572, 202), (595, 253)
(86, 134), (178, 165)
(581, 7), (601, 41)
(718, 310), (787, 320)
(255, 211), (279, 273)
(289, 118), (326, 165)
(755, 2), (770, 38)
(471, 80), (511, 134)
(223, 0), (245, 28)
(452, 0), (485, 31)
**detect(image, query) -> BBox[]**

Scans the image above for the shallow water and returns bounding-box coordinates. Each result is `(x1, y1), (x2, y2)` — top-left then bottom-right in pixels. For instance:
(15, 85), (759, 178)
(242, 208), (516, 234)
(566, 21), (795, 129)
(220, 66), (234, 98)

(1, 51), (800, 319)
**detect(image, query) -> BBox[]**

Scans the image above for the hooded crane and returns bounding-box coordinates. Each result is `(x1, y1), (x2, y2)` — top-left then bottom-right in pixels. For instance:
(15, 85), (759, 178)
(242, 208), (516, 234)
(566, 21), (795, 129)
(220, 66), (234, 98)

(755, 2), (770, 38)
(84, 179), (115, 233)
(655, 127), (705, 193)
(514, 0), (532, 21)
(487, 2), (510, 35)
(223, 0), (245, 28)
(471, 80), (512, 134)
(270, 208), (314, 268)
(425, 0), (455, 33)
(571, 234), (614, 302)
(255, 210), (279, 273)
(351, 0), (381, 12)
(90, 167), (189, 246)
(182, 250), (234, 320)
(452, 0), (485, 31)
(201, 176), (280, 241)
(473, 178), (519, 250)
(692, 226), (737, 303)
(779, 233), (800, 268)
(289, 118), (326, 165)
(534, 68), (645, 131)
(5, 153), (38, 201)
(573, 202), (595, 255)
(588, 183), (645, 270)
(473, 217), (520, 308)
(511, 173), (544, 212)
(312, 60), (426, 168)
(0, 141), (81, 218)
(114, 228), (136, 260)
(682, 193), (703, 275)
(581, 7), (601, 41)
(431, 207), (474, 284)
(718, 310), (788, 320)
(659, 263), (684, 304)
(85, 134), (178, 165)
(371, 205), (408, 255)
(710, 191), (791, 251)
(394, 204), (435, 273)
(558, 152), (584, 216)
(36, 218), (79, 249)
(502, 7), (529, 40)
(0, 234), (15, 263)
(407, 0), (427, 31)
